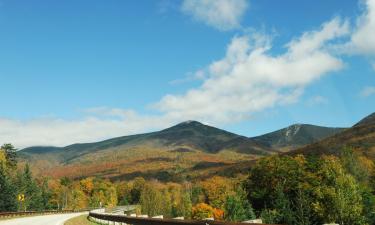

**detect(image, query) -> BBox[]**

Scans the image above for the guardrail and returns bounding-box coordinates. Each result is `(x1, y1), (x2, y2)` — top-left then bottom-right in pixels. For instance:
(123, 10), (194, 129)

(0, 209), (91, 219)
(89, 211), (281, 225)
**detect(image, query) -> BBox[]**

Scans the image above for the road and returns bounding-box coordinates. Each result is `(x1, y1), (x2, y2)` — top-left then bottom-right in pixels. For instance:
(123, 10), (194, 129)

(0, 212), (88, 225)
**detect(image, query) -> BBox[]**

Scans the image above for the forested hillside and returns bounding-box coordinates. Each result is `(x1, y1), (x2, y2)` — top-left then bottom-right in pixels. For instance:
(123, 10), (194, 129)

(1, 113), (375, 224)
(18, 120), (344, 182)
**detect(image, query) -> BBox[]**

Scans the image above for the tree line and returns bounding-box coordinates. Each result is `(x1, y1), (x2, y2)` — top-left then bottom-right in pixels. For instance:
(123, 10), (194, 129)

(1, 144), (375, 224)
(246, 148), (375, 225)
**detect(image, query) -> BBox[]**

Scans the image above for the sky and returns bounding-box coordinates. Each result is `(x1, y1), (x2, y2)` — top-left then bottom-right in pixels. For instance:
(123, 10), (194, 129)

(0, 0), (375, 148)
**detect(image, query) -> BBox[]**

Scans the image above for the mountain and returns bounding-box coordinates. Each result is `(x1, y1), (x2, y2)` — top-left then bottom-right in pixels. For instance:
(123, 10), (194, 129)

(251, 124), (346, 151)
(21, 121), (271, 158)
(20, 116), (364, 182)
(354, 112), (375, 127)
(291, 112), (375, 159)
(19, 121), (273, 181)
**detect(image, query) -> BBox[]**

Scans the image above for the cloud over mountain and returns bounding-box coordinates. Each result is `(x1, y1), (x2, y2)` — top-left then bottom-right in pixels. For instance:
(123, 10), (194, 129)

(155, 18), (348, 124)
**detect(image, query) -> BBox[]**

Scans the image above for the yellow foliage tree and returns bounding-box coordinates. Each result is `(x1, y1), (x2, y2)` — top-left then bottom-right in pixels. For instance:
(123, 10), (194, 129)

(192, 203), (214, 220)
(200, 176), (234, 209)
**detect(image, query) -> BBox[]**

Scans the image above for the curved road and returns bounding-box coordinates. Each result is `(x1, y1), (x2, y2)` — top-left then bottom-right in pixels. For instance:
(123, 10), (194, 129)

(0, 212), (87, 225)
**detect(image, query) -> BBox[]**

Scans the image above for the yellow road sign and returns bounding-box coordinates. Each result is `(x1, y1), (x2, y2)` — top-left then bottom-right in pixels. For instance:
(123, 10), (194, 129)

(18, 194), (25, 202)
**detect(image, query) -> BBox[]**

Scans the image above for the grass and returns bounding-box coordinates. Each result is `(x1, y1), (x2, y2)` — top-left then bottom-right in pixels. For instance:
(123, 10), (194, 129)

(64, 215), (97, 225)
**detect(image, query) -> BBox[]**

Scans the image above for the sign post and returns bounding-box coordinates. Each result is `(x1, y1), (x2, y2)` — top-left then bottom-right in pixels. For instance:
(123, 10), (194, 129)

(17, 194), (25, 212)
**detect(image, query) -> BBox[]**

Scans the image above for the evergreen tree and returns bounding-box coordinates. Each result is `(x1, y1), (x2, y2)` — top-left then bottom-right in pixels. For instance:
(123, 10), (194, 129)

(272, 184), (296, 225)
(224, 187), (255, 222)
(18, 164), (43, 211)
(293, 188), (313, 225)
(0, 164), (17, 212)
(40, 179), (52, 210)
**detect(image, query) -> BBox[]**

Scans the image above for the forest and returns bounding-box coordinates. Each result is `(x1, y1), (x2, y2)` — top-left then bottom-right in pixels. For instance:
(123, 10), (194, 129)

(1, 143), (375, 225)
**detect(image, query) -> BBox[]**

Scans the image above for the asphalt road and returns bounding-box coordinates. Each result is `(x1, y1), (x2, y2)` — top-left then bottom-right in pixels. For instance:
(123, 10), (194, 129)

(0, 212), (88, 225)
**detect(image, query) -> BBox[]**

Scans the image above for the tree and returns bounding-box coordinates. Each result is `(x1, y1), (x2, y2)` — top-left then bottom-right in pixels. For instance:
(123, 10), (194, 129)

(272, 184), (295, 225)
(0, 150), (7, 169)
(80, 177), (94, 196)
(116, 181), (132, 205)
(245, 154), (370, 225)
(191, 185), (205, 205)
(245, 155), (308, 211)
(293, 187), (313, 225)
(48, 179), (63, 210)
(177, 191), (192, 218)
(92, 178), (117, 207)
(161, 189), (172, 217)
(313, 156), (366, 225)
(0, 164), (17, 212)
(130, 177), (145, 204)
(59, 177), (72, 209)
(15, 164), (44, 211)
(201, 176), (233, 209)
(0, 144), (17, 169)
(40, 178), (52, 210)
(140, 183), (163, 216)
(70, 183), (88, 210)
(224, 187), (255, 222)
(192, 203), (214, 220)
(340, 147), (374, 184)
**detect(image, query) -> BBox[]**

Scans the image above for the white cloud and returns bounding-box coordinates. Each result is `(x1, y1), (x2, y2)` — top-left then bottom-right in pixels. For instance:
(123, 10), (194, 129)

(306, 95), (329, 106)
(1, 18), (350, 148)
(360, 86), (375, 97)
(155, 18), (348, 124)
(169, 70), (206, 85)
(347, 0), (375, 55)
(0, 110), (178, 149)
(7, 0), (375, 151)
(181, 0), (248, 31)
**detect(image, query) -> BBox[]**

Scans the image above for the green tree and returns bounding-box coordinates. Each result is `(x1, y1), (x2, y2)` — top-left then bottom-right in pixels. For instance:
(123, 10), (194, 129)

(161, 189), (172, 217)
(17, 164), (43, 211)
(130, 177), (145, 204)
(245, 155), (307, 211)
(260, 209), (279, 224)
(178, 191), (192, 218)
(224, 187), (255, 222)
(293, 188), (313, 225)
(313, 156), (366, 225)
(140, 183), (163, 216)
(0, 164), (17, 212)
(272, 184), (295, 225)
(40, 178), (52, 210)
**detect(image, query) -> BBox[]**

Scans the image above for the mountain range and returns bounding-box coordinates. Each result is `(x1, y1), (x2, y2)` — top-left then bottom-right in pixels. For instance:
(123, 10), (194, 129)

(292, 112), (375, 159)
(19, 112), (375, 182)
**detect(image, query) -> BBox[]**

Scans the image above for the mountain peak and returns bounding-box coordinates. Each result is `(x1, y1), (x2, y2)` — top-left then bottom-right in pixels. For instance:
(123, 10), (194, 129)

(252, 124), (345, 150)
(285, 124), (304, 138)
(354, 112), (375, 127)
(179, 120), (203, 125)
(165, 120), (206, 130)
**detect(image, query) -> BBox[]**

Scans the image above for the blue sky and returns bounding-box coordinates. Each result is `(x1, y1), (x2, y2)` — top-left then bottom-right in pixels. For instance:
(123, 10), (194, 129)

(0, 0), (374, 148)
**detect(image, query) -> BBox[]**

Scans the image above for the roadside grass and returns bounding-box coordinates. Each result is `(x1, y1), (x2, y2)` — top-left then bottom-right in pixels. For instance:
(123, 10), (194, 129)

(64, 215), (97, 225)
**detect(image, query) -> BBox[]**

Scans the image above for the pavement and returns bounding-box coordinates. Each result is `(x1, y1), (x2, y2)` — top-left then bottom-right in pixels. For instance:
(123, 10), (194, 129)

(0, 212), (88, 225)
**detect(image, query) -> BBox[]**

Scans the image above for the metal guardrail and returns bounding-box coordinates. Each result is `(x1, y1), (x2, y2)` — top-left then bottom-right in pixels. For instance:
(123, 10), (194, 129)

(89, 212), (281, 225)
(0, 209), (91, 219)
